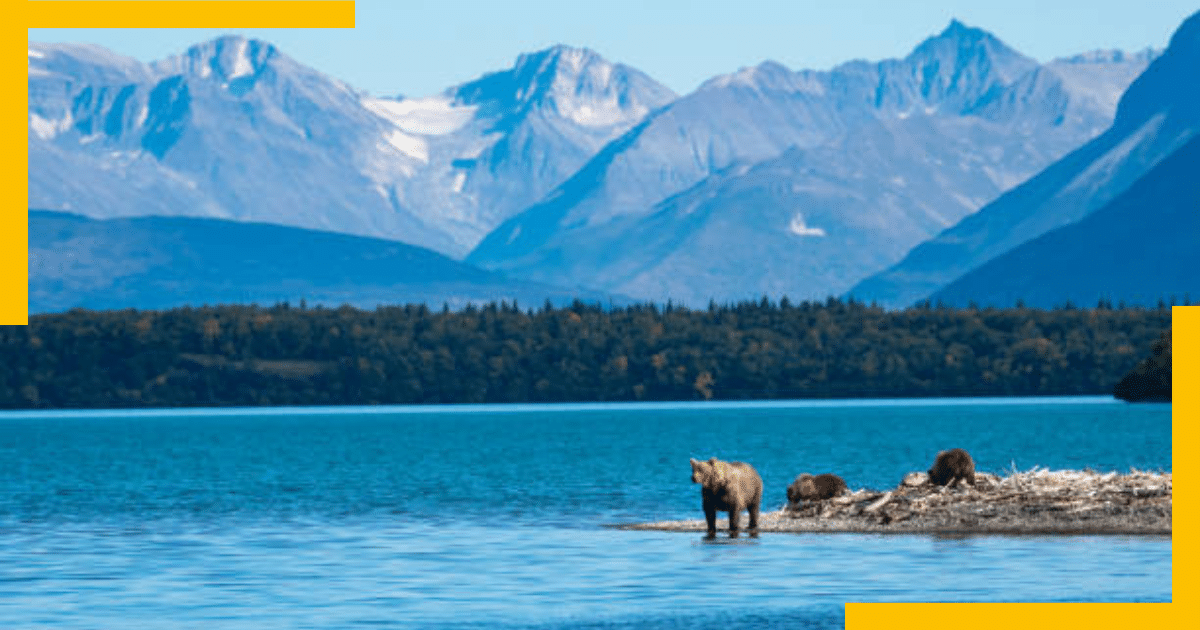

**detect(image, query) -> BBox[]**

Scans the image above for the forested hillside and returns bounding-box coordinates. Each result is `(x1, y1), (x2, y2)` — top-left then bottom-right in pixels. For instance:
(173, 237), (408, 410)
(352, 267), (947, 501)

(1114, 329), (1172, 402)
(0, 300), (1171, 409)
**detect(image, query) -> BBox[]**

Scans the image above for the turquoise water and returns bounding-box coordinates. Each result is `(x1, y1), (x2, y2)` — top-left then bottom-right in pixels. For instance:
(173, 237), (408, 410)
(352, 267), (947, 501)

(0, 398), (1171, 628)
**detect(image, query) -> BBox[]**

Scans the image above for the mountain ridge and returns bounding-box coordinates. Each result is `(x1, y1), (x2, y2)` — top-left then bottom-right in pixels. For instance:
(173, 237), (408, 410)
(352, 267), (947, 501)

(28, 210), (623, 314)
(927, 134), (1200, 308)
(848, 10), (1200, 307)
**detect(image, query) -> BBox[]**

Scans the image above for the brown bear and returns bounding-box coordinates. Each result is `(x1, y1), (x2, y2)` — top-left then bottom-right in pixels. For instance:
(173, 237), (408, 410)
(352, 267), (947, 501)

(690, 457), (763, 537)
(786, 473), (848, 505)
(927, 448), (976, 486)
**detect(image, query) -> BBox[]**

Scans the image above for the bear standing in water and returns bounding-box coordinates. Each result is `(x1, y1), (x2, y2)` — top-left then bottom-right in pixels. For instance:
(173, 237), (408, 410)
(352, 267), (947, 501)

(928, 448), (976, 486)
(690, 457), (763, 538)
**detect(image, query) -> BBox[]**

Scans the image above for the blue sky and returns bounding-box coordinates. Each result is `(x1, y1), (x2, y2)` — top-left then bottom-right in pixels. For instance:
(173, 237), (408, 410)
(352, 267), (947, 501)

(29, 0), (1199, 97)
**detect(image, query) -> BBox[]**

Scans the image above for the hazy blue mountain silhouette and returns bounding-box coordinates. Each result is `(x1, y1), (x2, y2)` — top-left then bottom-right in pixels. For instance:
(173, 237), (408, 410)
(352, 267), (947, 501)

(29, 211), (620, 313)
(928, 134), (1200, 308)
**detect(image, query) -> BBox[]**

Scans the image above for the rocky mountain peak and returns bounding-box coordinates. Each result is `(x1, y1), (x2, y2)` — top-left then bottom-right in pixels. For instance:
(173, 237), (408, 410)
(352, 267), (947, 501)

(153, 35), (279, 91)
(917, 21), (1032, 78)
(883, 20), (1036, 114)
(454, 45), (605, 107)
(451, 44), (675, 128)
(516, 44), (605, 81)
(919, 19), (1010, 52)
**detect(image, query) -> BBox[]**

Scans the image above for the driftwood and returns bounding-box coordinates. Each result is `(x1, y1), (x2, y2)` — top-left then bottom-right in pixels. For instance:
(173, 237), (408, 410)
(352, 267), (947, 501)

(778, 468), (1170, 532)
(621, 468), (1171, 535)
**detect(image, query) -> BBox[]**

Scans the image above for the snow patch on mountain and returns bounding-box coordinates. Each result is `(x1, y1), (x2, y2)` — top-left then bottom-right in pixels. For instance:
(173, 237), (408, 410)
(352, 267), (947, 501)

(560, 100), (647, 127)
(228, 38), (254, 79)
(381, 129), (429, 163)
(29, 113), (70, 140)
(788, 214), (826, 237)
(362, 95), (476, 135)
(540, 47), (654, 127)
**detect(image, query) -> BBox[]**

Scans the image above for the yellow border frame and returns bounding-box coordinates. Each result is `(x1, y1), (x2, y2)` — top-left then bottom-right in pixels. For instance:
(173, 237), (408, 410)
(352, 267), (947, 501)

(10, 1), (1188, 627)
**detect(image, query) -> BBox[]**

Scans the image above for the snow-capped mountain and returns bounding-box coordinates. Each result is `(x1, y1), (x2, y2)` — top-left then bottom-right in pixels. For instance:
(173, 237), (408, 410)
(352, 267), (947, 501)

(28, 38), (676, 257)
(849, 11), (1199, 307)
(366, 45), (677, 254)
(467, 22), (1154, 305)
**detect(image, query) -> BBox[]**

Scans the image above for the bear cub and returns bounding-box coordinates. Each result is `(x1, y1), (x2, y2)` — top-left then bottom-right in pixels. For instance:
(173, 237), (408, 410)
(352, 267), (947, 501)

(787, 473), (849, 505)
(927, 448), (976, 486)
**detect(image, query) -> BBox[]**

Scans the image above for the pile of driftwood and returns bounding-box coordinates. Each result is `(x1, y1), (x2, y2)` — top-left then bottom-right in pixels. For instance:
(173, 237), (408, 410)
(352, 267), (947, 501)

(777, 467), (1172, 534)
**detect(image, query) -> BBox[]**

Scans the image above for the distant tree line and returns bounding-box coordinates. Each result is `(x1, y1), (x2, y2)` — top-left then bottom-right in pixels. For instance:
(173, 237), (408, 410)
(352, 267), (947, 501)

(0, 299), (1173, 409)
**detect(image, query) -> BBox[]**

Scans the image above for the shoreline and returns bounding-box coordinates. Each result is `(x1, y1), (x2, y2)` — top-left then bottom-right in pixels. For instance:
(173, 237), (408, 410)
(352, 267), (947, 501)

(0, 395), (1137, 418)
(617, 468), (1172, 537)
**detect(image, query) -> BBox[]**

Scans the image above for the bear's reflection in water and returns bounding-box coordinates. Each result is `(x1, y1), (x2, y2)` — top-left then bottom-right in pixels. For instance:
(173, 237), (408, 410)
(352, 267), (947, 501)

(698, 532), (761, 544)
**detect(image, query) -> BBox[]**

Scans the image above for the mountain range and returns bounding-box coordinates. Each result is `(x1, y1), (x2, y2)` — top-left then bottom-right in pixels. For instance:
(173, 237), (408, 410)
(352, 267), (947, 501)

(29, 39), (675, 257)
(28, 15), (1194, 313)
(465, 21), (1154, 305)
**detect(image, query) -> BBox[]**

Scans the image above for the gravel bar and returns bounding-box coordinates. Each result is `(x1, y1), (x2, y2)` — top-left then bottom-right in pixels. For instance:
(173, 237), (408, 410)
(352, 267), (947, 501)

(617, 469), (1171, 536)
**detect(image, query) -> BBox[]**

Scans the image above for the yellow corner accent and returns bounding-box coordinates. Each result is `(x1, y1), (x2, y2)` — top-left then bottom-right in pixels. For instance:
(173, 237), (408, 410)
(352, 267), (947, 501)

(8, 1), (355, 324)
(24, 1), (356, 29)
(850, 308), (1189, 628)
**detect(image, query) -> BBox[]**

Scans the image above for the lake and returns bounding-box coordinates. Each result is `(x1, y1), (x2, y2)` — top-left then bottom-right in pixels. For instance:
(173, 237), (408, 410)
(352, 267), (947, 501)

(0, 397), (1171, 628)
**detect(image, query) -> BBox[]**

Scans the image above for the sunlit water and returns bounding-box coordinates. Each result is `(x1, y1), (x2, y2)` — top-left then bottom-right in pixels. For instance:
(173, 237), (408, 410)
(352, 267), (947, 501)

(0, 398), (1171, 628)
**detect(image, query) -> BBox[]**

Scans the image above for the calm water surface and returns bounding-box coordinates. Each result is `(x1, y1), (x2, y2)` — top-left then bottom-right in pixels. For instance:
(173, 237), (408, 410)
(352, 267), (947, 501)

(0, 398), (1172, 628)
